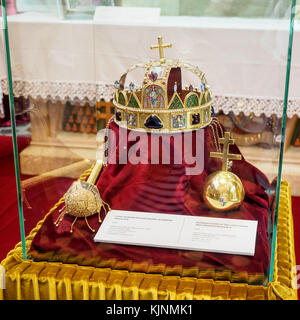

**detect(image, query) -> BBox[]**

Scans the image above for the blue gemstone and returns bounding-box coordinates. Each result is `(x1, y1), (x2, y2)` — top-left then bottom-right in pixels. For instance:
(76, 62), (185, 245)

(114, 81), (120, 89)
(115, 111), (122, 121)
(144, 115), (163, 129)
(220, 197), (226, 206)
(129, 82), (135, 91)
(192, 113), (200, 125)
(211, 106), (214, 116)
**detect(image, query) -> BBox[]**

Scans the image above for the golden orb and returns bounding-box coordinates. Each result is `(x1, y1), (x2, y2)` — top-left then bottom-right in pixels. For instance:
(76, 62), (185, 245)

(203, 171), (245, 211)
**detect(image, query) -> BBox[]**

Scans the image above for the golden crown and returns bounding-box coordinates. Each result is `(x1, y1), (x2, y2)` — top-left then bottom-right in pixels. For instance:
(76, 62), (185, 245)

(113, 36), (214, 133)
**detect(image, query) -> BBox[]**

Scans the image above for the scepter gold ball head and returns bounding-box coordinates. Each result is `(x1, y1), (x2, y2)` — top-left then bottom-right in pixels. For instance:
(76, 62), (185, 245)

(203, 171), (245, 211)
(64, 181), (102, 218)
(53, 160), (111, 233)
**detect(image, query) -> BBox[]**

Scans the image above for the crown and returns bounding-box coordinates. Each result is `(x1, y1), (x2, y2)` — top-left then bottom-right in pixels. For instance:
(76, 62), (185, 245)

(113, 36), (214, 133)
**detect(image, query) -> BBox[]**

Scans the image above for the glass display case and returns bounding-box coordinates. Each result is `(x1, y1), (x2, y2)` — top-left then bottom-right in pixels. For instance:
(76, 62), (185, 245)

(0, 0), (298, 300)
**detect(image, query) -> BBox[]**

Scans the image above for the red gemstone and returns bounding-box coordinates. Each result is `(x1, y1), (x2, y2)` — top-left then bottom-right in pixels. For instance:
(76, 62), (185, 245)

(149, 72), (158, 82)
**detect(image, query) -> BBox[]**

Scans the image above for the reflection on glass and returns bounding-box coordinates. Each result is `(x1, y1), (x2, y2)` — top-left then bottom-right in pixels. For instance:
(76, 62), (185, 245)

(10, 0), (298, 20)
(120, 0), (292, 18)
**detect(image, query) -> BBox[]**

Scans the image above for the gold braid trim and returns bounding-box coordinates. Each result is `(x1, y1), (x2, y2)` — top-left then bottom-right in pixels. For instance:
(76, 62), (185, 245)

(267, 180), (298, 300)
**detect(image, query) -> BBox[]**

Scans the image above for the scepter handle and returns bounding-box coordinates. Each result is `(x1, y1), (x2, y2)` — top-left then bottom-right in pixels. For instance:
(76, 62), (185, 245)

(87, 160), (103, 184)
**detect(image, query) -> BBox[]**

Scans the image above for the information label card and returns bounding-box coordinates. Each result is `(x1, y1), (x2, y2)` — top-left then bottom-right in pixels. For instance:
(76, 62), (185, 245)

(94, 210), (258, 256)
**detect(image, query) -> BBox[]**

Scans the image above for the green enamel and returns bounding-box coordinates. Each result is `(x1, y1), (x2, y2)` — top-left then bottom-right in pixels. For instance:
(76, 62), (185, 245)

(200, 94), (206, 105)
(118, 92), (126, 105)
(186, 94), (199, 107)
(169, 94), (184, 109)
(206, 92), (211, 102)
(128, 94), (140, 108)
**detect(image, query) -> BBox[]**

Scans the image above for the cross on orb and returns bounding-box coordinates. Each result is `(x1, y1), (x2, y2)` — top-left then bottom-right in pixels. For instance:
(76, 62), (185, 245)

(210, 132), (242, 171)
(150, 36), (172, 64)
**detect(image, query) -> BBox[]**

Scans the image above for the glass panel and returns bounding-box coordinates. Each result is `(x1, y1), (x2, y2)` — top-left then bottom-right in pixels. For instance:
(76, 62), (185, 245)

(1, 0), (98, 260)
(92, 1), (294, 286)
(1, 0), (296, 289)
(269, 0), (297, 282)
(1, 0), (26, 260)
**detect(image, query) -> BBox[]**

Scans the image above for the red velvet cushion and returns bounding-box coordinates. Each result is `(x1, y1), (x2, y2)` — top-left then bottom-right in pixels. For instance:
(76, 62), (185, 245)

(30, 121), (271, 281)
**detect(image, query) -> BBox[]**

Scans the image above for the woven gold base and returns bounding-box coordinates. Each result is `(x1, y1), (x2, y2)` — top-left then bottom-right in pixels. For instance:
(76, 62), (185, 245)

(0, 179), (297, 300)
